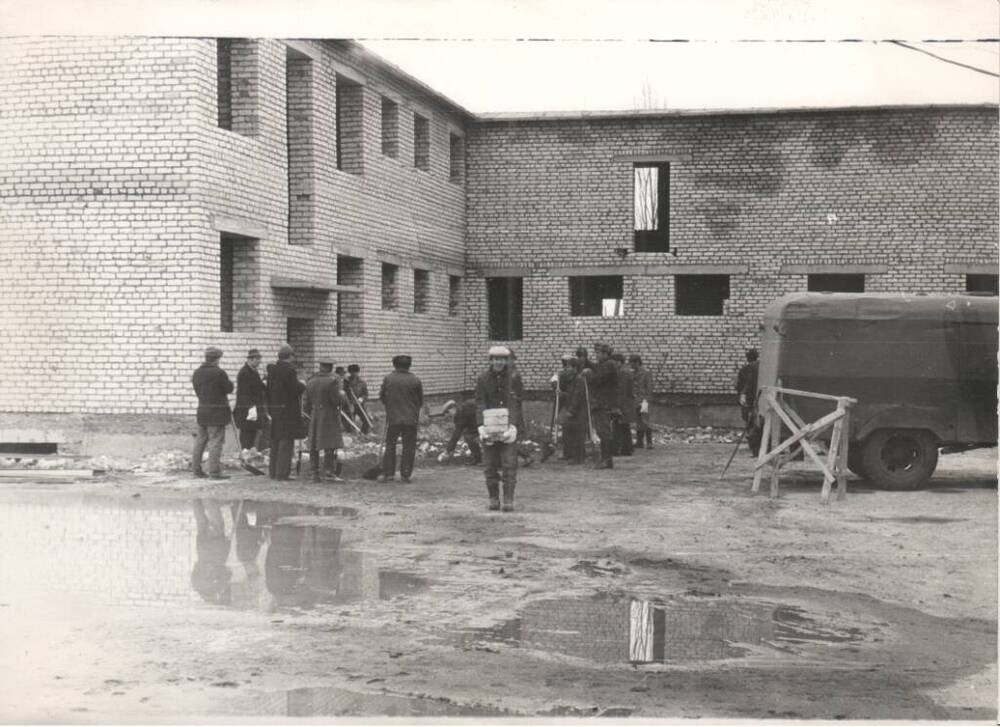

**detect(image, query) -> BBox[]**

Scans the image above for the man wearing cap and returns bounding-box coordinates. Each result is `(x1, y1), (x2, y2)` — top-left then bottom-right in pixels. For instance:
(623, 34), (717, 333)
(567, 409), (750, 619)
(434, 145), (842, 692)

(267, 344), (306, 481)
(612, 352), (635, 456)
(345, 364), (371, 434)
(583, 342), (618, 469)
(630, 354), (654, 449)
(304, 361), (348, 483)
(378, 355), (423, 483)
(736, 348), (761, 455)
(234, 349), (268, 451)
(191, 346), (234, 479)
(475, 345), (524, 511)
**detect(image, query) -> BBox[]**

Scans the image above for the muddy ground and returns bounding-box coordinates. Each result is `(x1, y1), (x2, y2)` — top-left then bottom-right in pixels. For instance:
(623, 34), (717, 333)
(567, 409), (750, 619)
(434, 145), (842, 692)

(0, 442), (996, 722)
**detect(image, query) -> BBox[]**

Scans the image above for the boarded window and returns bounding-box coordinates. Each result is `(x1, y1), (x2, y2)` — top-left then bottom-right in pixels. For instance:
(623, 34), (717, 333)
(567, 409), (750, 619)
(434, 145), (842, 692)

(413, 269), (430, 314)
(381, 96), (399, 157)
(381, 263), (399, 310)
(335, 74), (363, 174)
(336, 255), (364, 336)
(220, 233), (258, 332)
(413, 113), (430, 171)
(217, 39), (258, 135)
(634, 163), (669, 252)
(675, 275), (729, 316)
(486, 277), (523, 341)
(807, 274), (865, 293)
(448, 275), (462, 317)
(966, 274), (999, 295)
(569, 276), (624, 317)
(449, 133), (464, 183)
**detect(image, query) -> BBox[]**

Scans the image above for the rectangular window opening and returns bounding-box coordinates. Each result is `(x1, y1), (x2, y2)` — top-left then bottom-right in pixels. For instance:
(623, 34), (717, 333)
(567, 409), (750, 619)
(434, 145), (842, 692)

(217, 38), (258, 135)
(486, 277), (523, 341)
(413, 113), (430, 171)
(336, 255), (364, 336)
(335, 74), (364, 174)
(448, 275), (462, 317)
(220, 232), (259, 332)
(413, 269), (430, 314)
(807, 273), (865, 293)
(381, 263), (399, 311)
(675, 274), (729, 316)
(449, 133), (465, 183)
(966, 274), (999, 296)
(569, 275), (625, 317)
(634, 163), (670, 252)
(381, 96), (399, 158)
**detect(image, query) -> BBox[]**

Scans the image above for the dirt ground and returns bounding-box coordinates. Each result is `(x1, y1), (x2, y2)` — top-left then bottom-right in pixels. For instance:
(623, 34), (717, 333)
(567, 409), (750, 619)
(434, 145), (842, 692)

(0, 441), (996, 722)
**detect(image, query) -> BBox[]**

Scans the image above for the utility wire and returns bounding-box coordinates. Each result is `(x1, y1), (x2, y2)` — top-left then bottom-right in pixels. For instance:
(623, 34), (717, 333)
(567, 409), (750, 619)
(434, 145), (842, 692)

(887, 40), (999, 78)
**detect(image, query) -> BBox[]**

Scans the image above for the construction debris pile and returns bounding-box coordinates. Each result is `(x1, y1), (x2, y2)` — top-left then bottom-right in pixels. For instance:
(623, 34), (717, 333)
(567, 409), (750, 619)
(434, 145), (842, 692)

(0, 425), (740, 474)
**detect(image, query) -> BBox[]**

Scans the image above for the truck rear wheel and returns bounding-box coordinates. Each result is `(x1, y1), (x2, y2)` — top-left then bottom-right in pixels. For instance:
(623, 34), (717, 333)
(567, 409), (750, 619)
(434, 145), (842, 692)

(859, 429), (939, 490)
(846, 445), (867, 478)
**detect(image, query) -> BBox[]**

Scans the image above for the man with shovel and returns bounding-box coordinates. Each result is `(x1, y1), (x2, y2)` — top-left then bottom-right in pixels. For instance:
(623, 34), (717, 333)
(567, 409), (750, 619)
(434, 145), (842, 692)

(475, 345), (524, 512)
(583, 342), (618, 470)
(303, 361), (348, 483)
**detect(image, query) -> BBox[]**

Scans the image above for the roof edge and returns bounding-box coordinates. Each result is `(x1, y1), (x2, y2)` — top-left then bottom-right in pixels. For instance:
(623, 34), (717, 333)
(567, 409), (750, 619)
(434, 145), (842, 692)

(474, 103), (999, 123)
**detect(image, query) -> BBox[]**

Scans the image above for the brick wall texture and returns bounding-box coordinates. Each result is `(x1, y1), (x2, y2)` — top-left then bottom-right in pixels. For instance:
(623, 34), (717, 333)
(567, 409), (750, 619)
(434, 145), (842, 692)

(464, 107), (999, 394)
(0, 36), (996, 414)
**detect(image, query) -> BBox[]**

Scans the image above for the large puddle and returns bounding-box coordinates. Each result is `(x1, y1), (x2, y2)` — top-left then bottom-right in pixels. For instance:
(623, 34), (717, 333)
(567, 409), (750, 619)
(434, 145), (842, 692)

(0, 489), (427, 612)
(461, 591), (865, 665)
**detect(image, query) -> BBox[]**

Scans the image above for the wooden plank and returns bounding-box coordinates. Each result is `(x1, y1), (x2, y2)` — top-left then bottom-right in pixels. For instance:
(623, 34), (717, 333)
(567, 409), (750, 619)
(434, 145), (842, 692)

(769, 407), (782, 498)
(751, 393), (773, 494)
(0, 469), (94, 479)
(764, 386), (857, 404)
(770, 400), (835, 484)
(753, 407), (843, 468)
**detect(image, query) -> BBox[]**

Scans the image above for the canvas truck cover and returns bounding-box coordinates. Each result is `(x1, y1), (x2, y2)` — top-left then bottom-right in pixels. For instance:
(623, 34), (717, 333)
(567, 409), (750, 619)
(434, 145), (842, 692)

(758, 293), (999, 445)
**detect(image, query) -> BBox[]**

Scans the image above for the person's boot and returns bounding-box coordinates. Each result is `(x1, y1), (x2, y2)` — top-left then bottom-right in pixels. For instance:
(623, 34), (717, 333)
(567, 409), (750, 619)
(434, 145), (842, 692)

(487, 481), (500, 511)
(501, 481), (515, 512)
(646, 430), (654, 449)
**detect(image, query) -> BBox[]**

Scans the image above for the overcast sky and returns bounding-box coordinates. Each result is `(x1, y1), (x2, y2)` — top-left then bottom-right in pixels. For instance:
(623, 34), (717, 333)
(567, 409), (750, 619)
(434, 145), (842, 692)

(2, 0), (997, 114)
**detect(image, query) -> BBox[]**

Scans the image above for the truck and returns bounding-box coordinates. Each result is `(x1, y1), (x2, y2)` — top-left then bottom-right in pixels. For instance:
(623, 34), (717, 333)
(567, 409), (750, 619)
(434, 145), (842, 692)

(757, 292), (998, 490)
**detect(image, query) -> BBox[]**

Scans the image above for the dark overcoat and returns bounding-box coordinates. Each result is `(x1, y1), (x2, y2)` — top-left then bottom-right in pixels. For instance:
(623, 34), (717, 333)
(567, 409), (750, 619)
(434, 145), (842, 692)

(267, 360), (305, 440)
(474, 366), (525, 434)
(617, 365), (637, 424)
(234, 363), (267, 430)
(586, 358), (618, 411)
(192, 362), (234, 427)
(379, 370), (424, 426)
(304, 372), (346, 450)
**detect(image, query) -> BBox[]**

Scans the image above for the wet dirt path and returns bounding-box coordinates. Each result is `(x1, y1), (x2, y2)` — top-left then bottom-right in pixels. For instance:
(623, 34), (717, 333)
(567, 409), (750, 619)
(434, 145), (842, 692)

(0, 444), (995, 720)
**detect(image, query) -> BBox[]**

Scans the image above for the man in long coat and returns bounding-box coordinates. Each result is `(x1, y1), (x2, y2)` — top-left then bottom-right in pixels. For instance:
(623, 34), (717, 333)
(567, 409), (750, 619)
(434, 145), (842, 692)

(191, 346), (233, 479)
(303, 361), (348, 483)
(583, 342), (618, 469)
(266, 344), (305, 481)
(629, 354), (654, 449)
(379, 354), (423, 483)
(233, 348), (268, 451)
(612, 352), (635, 456)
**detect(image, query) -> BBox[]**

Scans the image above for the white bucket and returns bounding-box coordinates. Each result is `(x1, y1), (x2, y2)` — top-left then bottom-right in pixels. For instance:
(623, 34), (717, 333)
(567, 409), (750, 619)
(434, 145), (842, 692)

(482, 407), (509, 435)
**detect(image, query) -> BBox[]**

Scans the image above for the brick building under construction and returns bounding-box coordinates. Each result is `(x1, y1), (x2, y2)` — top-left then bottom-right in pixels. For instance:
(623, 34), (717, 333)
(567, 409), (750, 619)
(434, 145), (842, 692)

(0, 37), (997, 422)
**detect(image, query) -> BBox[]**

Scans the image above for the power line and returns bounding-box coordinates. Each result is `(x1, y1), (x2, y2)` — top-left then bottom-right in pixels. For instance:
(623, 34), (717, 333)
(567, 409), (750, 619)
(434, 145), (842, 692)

(886, 40), (999, 77)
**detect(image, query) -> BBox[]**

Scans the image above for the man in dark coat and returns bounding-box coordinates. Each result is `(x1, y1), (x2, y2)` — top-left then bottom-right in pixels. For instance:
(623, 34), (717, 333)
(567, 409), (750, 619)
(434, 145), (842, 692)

(345, 364), (371, 434)
(475, 345), (525, 512)
(583, 342), (618, 469)
(736, 348), (761, 455)
(303, 361), (347, 483)
(612, 352), (635, 456)
(191, 346), (233, 479)
(558, 357), (587, 464)
(630, 354), (654, 449)
(233, 348), (267, 451)
(379, 354), (423, 483)
(267, 344), (305, 481)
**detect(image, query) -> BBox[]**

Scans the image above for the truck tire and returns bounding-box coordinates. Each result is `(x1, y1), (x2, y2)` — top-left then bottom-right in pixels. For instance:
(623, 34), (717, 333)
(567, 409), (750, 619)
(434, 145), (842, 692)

(859, 429), (939, 491)
(846, 445), (867, 478)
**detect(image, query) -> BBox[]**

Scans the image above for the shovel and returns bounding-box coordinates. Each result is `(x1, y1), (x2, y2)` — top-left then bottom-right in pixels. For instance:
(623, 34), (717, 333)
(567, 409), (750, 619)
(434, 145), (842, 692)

(582, 377), (601, 464)
(229, 414), (266, 476)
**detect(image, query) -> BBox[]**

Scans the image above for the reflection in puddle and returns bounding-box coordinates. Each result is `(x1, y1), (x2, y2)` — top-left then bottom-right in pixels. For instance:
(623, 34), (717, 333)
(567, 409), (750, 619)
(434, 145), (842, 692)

(464, 593), (864, 665)
(0, 492), (426, 613)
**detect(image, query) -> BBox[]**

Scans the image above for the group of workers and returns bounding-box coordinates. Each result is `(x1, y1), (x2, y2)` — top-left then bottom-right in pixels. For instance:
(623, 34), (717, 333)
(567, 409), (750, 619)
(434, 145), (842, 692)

(192, 340), (755, 514)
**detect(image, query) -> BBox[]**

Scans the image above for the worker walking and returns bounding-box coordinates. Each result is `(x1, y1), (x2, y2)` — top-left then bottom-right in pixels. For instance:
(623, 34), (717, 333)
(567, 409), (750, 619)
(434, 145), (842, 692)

(191, 346), (234, 480)
(379, 355), (423, 483)
(475, 345), (524, 511)
(303, 361), (348, 483)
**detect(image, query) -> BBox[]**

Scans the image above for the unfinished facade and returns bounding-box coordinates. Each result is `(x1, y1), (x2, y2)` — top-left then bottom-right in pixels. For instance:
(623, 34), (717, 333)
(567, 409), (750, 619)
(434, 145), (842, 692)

(0, 37), (996, 419)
